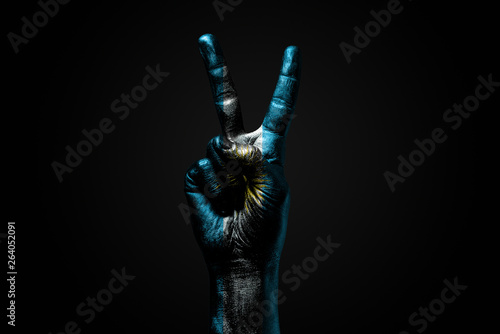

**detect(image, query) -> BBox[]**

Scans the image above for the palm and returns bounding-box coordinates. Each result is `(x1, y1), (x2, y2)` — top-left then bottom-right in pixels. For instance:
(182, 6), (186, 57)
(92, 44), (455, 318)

(184, 35), (301, 266)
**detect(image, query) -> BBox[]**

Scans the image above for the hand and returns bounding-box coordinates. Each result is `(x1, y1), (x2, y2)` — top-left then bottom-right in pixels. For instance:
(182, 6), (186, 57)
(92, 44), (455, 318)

(184, 34), (301, 334)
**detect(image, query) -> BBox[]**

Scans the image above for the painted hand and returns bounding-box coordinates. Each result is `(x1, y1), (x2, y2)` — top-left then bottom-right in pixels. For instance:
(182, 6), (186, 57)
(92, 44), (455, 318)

(184, 34), (301, 334)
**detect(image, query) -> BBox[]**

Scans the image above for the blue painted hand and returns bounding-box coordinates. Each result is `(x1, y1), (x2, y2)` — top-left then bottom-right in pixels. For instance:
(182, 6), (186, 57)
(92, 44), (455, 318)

(184, 34), (301, 334)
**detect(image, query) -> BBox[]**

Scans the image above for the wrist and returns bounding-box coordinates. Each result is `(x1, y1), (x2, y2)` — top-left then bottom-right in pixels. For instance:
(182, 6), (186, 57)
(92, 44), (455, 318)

(208, 259), (281, 334)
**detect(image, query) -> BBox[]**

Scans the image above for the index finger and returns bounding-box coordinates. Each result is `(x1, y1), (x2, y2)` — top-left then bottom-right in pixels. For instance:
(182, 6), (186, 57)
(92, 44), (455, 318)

(263, 46), (301, 136)
(198, 34), (244, 139)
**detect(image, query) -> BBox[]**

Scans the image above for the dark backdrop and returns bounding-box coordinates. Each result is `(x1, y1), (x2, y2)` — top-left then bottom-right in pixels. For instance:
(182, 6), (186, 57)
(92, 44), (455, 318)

(4, 0), (497, 333)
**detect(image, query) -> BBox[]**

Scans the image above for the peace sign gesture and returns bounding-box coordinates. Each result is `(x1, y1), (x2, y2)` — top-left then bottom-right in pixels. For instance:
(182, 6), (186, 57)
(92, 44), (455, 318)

(185, 32), (301, 257)
(197, 33), (301, 160)
(184, 33), (301, 334)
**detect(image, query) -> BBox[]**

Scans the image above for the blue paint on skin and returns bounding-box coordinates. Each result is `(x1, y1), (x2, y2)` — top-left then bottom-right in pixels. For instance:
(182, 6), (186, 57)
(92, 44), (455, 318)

(185, 34), (301, 334)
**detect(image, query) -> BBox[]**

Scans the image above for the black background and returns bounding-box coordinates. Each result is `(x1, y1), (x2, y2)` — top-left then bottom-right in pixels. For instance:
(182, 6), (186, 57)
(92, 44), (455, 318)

(4, 0), (497, 333)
